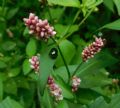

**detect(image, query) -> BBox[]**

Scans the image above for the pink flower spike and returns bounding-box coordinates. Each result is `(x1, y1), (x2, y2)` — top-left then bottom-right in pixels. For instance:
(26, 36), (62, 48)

(23, 13), (56, 40)
(82, 36), (105, 62)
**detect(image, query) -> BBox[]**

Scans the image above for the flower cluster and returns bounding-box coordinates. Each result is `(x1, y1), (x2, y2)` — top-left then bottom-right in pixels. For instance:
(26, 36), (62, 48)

(23, 13), (56, 40)
(29, 55), (39, 73)
(47, 76), (63, 101)
(72, 76), (81, 92)
(82, 37), (105, 62)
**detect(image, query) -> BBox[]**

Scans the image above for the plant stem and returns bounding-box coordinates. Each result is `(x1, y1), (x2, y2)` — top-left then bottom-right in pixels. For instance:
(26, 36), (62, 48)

(47, 5), (54, 25)
(62, 9), (81, 37)
(72, 61), (83, 76)
(51, 37), (71, 82)
(78, 7), (95, 27)
(58, 9), (81, 44)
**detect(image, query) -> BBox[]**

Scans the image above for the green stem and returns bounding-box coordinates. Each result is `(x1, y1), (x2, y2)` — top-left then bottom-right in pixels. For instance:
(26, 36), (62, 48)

(62, 9), (81, 37)
(57, 9), (81, 44)
(72, 61), (83, 77)
(47, 5), (54, 25)
(51, 37), (71, 82)
(78, 7), (95, 27)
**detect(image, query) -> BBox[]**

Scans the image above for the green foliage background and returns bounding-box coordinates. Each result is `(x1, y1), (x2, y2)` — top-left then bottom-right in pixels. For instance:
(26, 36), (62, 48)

(0, 0), (120, 108)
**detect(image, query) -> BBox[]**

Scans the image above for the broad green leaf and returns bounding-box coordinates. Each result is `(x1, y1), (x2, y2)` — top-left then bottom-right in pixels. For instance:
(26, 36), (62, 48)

(55, 40), (76, 67)
(54, 65), (76, 83)
(0, 79), (3, 101)
(103, 0), (114, 12)
(80, 69), (112, 88)
(113, 0), (120, 16)
(39, 44), (56, 95)
(57, 100), (69, 108)
(76, 52), (118, 76)
(0, 97), (23, 108)
(2, 41), (16, 51)
(47, 0), (81, 8)
(55, 52), (117, 84)
(102, 19), (120, 30)
(8, 67), (21, 77)
(22, 59), (31, 75)
(26, 38), (37, 57)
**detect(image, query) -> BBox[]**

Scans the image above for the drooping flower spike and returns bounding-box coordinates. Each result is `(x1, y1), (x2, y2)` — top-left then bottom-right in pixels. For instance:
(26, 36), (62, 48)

(29, 55), (40, 73)
(82, 36), (105, 62)
(72, 76), (81, 92)
(23, 13), (56, 40)
(47, 76), (63, 101)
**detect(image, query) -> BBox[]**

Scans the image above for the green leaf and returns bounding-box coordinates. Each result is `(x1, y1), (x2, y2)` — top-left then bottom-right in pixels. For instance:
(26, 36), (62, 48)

(102, 19), (120, 30)
(57, 100), (69, 108)
(76, 52), (118, 76)
(0, 60), (7, 69)
(23, 27), (29, 37)
(109, 94), (120, 108)
(0, 97), (23, 108)
(22, 59), (31, 75)
(2, 41), (16, 51)
(42, 88), (54, 108)
(54, 77), (74, 99)
(88, 94), (120, 108)
(26, 38), (37, 57)
(113, 0), (120, 16)
(88, 97), (108, 108)
(55, 24), (79, 38)
(39, 44), (56, 95)
(80, 69), (112, 88)
(55, 40), (76, 67)
(103, 0), (114, 12)
(0, 78), (3, 101)
(6, 8), (19, 20)
(47, 0), (81, 8)
(77, 88), (105, 104)
(4, 79), (17, 95)
(8, 67), (21, 77)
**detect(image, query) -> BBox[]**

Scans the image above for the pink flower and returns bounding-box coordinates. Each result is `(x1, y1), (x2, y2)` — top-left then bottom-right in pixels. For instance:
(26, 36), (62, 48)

(23, 13), (56, 40)
(82, 37), (105, 61)
(29, 55), (39, 73)
(72, 76), (81, 92)
(47, 76), (63, 101)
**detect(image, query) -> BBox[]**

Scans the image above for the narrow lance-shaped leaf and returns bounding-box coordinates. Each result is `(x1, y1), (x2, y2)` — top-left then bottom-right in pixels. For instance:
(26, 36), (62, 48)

(102, 19), (120, 30)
